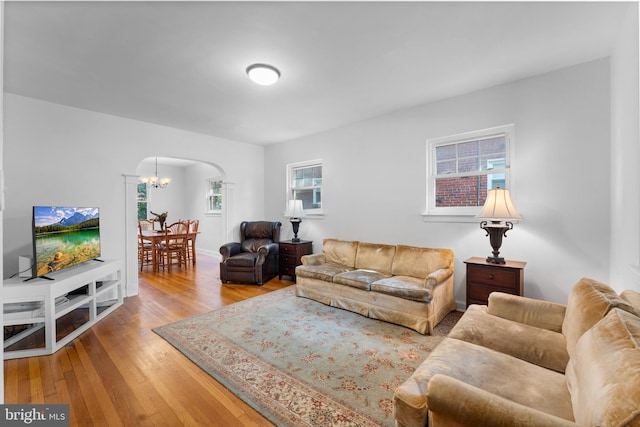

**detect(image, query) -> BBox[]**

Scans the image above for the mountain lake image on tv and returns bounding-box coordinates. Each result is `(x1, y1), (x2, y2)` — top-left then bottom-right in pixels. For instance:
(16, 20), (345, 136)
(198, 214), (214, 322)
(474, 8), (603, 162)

(32, 206), (101, 277)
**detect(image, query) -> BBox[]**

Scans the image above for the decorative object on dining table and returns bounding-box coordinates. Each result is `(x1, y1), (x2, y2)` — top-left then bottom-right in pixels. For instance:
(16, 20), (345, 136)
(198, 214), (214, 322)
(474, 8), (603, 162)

(283, 199), (306, 242)
(150, 211), (168, 231)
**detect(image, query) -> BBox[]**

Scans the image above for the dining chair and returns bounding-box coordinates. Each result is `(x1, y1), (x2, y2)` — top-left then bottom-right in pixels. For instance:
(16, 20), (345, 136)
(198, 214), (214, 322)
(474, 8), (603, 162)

(186, 219), (199, 266)
(139, 219), (155, 231)
(137, 221), (154, 270)
(157, 221), (189, 270)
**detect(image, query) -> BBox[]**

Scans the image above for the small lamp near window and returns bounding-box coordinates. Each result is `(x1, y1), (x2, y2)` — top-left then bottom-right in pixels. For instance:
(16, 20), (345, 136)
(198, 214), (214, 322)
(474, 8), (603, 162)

(477, 187), (522, 264)
(284, 200), (306, 242)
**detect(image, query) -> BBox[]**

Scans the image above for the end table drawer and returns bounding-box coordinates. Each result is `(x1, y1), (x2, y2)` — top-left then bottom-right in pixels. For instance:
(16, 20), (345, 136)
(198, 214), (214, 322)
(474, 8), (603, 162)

(279, 244), (297, 255)
(468, 283), (517, 304)
(280, 264), (297, 277)
(467, 265), (517, 289)
(280, 255), (295, 265)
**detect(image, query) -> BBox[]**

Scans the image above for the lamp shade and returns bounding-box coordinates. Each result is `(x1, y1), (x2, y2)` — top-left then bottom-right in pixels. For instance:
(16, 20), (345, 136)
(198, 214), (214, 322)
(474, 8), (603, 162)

(476, 188), (522, 221)
(284, 199), (305, 218)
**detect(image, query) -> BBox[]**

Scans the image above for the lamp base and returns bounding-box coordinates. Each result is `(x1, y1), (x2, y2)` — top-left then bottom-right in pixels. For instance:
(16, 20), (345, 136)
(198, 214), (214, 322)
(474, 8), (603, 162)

(290, 218), (301, 243)
(480, 221), (513, 266)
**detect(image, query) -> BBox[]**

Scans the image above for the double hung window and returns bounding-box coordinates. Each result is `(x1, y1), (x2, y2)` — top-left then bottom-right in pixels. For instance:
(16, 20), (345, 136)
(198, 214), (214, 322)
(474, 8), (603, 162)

(205, 178), (223, 214)
(137, 183), (148, 220)
(287, 159), (323, 214)
(426, 125), (514, 217)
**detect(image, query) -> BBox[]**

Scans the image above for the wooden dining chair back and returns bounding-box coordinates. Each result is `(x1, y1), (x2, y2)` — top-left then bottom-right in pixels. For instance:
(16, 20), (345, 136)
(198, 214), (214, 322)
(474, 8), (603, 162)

(186, 220), (199, 265)
(157, 221), (189, 270)
(137, 221), (154, 270)
(139, 219), (155, 231)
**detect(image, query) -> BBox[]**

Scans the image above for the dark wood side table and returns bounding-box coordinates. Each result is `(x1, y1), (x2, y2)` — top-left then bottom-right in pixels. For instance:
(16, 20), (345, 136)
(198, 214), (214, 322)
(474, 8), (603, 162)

(279, 240), (313, 282)
(464, 257), (526, 307)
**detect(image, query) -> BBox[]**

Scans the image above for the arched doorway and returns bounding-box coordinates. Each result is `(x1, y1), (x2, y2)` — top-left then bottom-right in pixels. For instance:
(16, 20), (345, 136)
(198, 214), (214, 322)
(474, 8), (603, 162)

(123, 156), (233, 296)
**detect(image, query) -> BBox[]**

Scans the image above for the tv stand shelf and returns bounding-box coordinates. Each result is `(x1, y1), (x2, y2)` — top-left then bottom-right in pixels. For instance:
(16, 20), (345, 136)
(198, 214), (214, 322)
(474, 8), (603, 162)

(2, 259), (123, 359)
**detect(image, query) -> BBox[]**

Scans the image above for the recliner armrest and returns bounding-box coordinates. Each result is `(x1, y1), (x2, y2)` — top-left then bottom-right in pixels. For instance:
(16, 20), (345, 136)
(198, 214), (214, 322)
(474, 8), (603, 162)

(220, 242), (242, 261)
(487, 292), (566, 333)
(256, 242), (279, 264)
(426, 374), (574, 427)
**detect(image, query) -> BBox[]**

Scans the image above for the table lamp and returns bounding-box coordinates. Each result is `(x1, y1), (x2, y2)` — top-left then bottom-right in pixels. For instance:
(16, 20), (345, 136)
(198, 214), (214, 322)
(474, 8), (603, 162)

(476, 187), (522, 264)
(284, 200), (306, 242)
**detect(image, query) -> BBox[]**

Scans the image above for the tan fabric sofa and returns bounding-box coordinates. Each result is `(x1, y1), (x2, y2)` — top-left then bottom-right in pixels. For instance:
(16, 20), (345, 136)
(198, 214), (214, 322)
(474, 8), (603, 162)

(393, 278), (640, 427)
(295, 238), (456, 334)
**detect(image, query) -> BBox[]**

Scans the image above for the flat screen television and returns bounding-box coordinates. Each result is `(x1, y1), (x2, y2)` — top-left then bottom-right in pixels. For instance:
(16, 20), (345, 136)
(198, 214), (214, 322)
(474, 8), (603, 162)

(31, 206), (101, 279)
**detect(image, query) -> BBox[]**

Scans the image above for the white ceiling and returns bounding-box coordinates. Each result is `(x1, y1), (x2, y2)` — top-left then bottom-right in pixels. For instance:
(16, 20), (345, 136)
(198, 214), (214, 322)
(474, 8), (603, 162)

(3, 1), (633, 145)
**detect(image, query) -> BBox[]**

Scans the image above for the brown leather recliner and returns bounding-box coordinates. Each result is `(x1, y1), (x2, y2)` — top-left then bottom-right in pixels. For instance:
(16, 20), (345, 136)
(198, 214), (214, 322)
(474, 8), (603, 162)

(219, 221), (282, 285)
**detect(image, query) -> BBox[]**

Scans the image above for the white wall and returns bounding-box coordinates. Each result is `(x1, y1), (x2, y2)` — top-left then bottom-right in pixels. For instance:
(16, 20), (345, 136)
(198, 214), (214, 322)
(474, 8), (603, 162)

(265, 59), (612, 307)
(609, 4), (640, 292)
(184, 162), (226, 255)
(2, 94), (265, 285)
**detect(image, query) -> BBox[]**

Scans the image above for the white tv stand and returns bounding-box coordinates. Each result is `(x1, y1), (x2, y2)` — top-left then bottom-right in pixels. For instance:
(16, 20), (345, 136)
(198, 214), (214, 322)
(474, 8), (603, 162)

(2, 259), (123, 359)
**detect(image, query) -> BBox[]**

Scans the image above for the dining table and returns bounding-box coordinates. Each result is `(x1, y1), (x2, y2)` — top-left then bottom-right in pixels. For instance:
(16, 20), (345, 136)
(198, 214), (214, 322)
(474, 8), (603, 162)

(139, 228), (193, 272)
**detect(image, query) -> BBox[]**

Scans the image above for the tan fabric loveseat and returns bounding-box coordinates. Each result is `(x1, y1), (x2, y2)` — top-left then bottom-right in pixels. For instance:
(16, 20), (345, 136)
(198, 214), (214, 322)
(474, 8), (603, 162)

(393, 278), (640, 427)
(295, 238), (456, 334)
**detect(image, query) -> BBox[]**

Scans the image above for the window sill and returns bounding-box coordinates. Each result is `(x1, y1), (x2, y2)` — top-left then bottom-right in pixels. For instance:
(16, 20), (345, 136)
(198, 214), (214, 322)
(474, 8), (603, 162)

(421, 213), (479, 223)
(291, 212), (324, 220)
(204, 211), (221, 217)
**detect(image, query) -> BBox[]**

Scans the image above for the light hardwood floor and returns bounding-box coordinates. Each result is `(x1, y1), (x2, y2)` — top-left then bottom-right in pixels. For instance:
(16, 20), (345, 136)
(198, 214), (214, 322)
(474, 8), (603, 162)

(4, 254), (292, 426)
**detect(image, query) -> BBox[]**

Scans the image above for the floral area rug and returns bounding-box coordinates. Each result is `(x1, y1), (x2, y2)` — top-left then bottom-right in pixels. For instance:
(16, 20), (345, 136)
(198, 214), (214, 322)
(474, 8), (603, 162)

(153, 286), (462, 427)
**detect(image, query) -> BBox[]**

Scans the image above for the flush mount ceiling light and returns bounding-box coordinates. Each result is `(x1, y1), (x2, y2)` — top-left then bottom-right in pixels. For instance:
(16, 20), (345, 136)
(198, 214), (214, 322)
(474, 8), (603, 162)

(246, 63), (281, 86)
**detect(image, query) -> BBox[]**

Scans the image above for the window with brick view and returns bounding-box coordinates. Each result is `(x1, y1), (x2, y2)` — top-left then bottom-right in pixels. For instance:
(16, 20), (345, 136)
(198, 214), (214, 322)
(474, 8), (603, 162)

(427, 125), (513, 217)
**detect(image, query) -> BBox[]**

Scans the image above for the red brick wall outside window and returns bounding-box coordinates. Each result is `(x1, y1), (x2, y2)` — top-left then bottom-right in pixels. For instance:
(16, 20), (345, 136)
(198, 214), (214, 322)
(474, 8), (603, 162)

(436, 176), (489, 207)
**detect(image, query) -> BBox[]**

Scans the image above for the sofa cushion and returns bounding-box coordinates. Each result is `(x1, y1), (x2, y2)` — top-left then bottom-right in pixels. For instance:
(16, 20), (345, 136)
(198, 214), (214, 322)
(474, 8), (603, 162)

(371, 276), (432, 302)
(295, 263), (353, 282)
(391, 245), (453, 279)
(354, 242), (396, 275)
(448, 304), (569, 373)
(322, 238), (358, 268)
(565, 308), (640, 426)
(333, 269), (388, 290)
(562, 277), (640, 356)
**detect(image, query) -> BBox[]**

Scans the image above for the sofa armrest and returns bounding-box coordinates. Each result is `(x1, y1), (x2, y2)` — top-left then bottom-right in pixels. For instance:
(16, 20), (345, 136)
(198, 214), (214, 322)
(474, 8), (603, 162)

(219, 242), (241, 261)
(621, 289), (640, 310)
(425, 267), (453, 289)
(301, 253), (326, 266)
(256, 242), (279, 265)
(426, 374), (574, 427)
(487, 292), (566, 333)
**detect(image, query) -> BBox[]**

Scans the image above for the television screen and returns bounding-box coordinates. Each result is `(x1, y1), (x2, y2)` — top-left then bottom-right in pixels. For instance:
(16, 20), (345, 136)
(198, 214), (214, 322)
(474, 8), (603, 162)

(32, 206), (101, 278)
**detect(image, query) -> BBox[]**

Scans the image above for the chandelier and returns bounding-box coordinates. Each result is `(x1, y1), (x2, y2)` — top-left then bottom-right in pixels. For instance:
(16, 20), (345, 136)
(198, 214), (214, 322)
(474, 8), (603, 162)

(140, 157), (171, 188)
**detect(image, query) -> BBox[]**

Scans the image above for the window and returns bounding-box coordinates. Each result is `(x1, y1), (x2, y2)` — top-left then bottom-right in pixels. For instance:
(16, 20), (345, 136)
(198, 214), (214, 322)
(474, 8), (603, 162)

(426, 125), (513, 217)
(287, 159), (322, 214)
(137, 182), (148, 220)
(205, 178), (223, 214)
